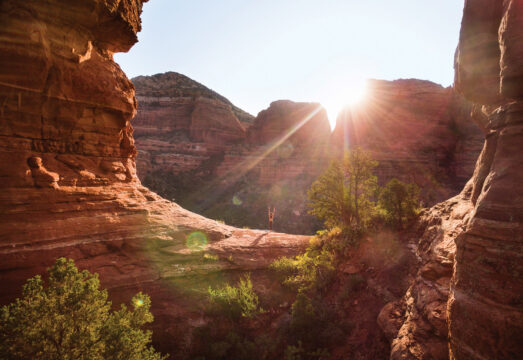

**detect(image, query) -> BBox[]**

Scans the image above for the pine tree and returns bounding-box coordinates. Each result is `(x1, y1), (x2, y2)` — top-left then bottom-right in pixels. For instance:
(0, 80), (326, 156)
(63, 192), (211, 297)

(0, 258), (167, 360)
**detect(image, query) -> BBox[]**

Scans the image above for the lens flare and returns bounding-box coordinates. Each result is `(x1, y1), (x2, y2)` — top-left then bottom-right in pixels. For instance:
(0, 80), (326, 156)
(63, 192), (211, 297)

(134, 298), (144, 307)
(186, 231), (208, 251)
(232, 194), (243, 205)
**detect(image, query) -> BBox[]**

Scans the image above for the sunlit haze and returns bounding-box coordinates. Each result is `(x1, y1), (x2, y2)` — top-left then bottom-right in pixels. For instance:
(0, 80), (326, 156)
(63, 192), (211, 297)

(116, 0), (464, 130)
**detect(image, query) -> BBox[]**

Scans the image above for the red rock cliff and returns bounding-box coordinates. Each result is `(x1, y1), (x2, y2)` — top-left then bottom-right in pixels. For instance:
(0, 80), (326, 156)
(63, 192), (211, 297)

(379, 1), (523, 359)
(0, 0), (309, 355)
(332, 79), (483, 204)
(132, 72), (253, 177)
(449, 0), (523, 358)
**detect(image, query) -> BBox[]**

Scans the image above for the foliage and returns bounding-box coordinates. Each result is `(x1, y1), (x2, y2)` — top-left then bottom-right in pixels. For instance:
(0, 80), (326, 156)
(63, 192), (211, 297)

(192, 328), (277, 360)
(207, 274), (264, 320)
(0, 258), (166, 360)
(307, 148), (378, 231)
(270, 241), (335, 294)
(285, 293), (344, 358)
(379, 178), (420, 229)
(284, 341), (329, 360)
(270, 230), (353, 358)
(270, 227), (361, 294)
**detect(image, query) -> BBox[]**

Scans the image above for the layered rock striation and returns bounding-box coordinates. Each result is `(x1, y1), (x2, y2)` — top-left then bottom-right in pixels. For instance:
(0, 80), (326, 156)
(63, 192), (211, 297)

(380, 1), (523, 359)
(132, 72), (253, 177)
(449, 0), (523, 358)
(0, 0), (309, 356)
(133, 75), (483, 234)
(332, 79), (484, 204)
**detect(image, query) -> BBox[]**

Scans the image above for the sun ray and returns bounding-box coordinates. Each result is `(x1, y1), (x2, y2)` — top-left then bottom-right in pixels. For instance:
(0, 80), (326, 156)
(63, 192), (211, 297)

(181, 105), (325, 213)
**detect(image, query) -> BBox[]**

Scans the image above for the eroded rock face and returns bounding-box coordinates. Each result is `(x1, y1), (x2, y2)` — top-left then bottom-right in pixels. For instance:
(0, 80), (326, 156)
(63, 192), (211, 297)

(132, 72), (253, 177)
(134, 91), (332, 234)
(332, 79), (484, 204)
(134, 76), (482, 235)
(247, 100), (331, 146)
(380, 1), (523, 359)
(0, 1), (309, 356)
(449, 0), (523, 358)
(379, 185), (475, 359)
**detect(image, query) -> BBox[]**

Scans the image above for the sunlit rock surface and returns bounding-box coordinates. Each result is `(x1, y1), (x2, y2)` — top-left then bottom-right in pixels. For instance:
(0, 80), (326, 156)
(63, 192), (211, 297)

(0, 0), (309, 355)
(134, 91), (332, 234)
(449, 0), (523, 358)
(132, 72), (253, 177)
(332, 79), (484, 204)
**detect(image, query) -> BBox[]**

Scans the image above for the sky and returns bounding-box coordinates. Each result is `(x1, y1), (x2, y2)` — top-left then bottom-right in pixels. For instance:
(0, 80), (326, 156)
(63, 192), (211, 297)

(115, 0), (465, 129)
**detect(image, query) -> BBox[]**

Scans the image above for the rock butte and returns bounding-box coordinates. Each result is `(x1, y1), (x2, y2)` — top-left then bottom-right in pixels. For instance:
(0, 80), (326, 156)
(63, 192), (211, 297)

(0, 1), (521, 360)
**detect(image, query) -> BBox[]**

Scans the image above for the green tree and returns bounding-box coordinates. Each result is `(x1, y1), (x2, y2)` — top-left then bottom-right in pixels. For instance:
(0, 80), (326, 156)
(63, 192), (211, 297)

(307, 147), (378, 229)
(379, 178), (420, 229)
(0, 258), (166, 360)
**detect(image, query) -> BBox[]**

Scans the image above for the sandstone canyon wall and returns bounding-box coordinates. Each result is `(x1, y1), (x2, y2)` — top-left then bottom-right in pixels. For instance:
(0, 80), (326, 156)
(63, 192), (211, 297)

(0, 1), (309, 356)
(332, 79), (483, 204)
(450, 0), (523, 358)
(133, 74), (482, 234)
(133, 81), (332, 234)
(379, 1), (523, 359)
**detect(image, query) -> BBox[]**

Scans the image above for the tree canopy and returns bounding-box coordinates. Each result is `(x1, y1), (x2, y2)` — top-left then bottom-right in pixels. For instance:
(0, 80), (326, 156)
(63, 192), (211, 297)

(307, 148), (378, 230)
(0, 258), (166, 360)
(379, 178), (420, 229)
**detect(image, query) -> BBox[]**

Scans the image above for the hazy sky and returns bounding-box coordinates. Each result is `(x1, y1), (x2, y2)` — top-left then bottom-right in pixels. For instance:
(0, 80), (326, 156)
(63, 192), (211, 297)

(116, 0), (464, 129)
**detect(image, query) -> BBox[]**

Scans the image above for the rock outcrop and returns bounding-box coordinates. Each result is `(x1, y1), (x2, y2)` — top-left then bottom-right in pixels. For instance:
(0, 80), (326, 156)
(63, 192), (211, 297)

(132, 72), (253, 177)
(380, 1), (523, 359)
(0, 0), (309, 356)
(332, 79), (484, 204)
(449, 0), (523, 358)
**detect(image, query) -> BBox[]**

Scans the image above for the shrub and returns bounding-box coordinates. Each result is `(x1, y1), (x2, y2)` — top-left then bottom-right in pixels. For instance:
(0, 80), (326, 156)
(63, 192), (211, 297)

(207, 274), (264, 320)
(0, 258), (166, 360)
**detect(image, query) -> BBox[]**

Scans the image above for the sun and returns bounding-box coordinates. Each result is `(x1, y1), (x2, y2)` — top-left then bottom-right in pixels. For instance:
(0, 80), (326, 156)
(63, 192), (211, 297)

(322, 79), (368, 130)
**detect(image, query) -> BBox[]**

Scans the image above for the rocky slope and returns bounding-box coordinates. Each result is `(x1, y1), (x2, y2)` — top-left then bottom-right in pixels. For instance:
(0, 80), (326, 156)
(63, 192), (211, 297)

(332, 79), (483, 204)
(379, 1), (523, 359)
(0, 0), (309, 356)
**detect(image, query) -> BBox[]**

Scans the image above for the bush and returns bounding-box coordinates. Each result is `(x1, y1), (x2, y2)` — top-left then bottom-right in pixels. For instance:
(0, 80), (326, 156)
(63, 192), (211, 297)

(207, 274), (264, 320)
(0, 258), (166, 360)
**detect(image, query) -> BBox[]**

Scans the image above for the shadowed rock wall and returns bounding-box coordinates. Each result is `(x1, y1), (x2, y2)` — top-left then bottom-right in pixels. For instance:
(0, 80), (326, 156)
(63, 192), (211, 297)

(379, 1), (523, 359)
(450, 0), (523, 358)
